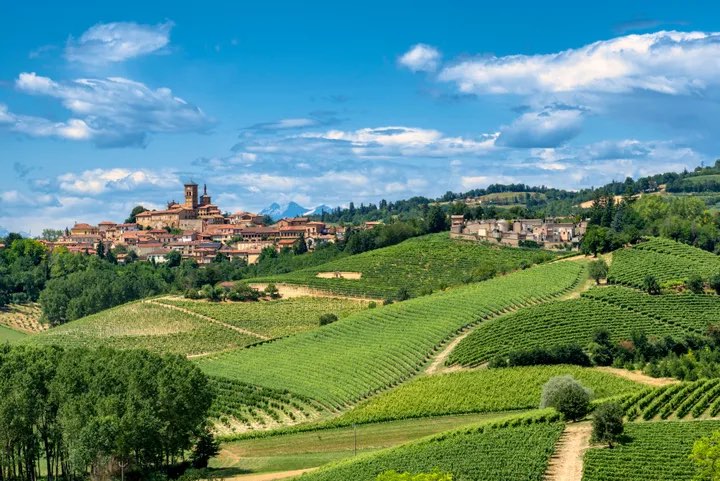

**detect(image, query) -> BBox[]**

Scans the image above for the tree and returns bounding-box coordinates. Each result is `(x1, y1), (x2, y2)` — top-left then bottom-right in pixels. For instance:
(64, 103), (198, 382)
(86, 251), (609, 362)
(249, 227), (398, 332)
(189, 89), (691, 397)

(264, 283), (280, 299)
(643, 274), (661, 295)
(710, 272), (720, 295)
(96, 242), (106, 259)
(425, 205), (448, 234)
(125, 205), (147, 224)
(587, 328), (614, 366)
(588, 259), (609, 285)
(293, 234), (308, 255)
(40, 228), (64, 241)
(690, 430), (720, 480)
(686, 274), (706, 294)
(581, 226), (609, 257)
(319, 313), (338, 326)
(165, 250), (182, 268)
(396, 286), (411, 301)
(540, 375), (592, 421)
(191, 428), (220, 468)
(592, 402), (624, 448)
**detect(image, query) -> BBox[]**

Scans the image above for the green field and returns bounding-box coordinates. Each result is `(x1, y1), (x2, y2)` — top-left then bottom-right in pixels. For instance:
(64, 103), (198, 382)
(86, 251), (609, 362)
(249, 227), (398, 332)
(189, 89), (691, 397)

(335, 366), (642, 425)
(254, 234), (559, 298)
(448, 285), (713, 366)
(298, 413), (564, 481)
(0, 324), (27, 344)
(212, 412), (517, 474)
(26, 302), (258, 356)
(608, 237), (720, 288)
(623, 379), (720, 421)
(583, 421), (720, 481)
(195, 260), (586, 409)
(156, 297), (368, 338)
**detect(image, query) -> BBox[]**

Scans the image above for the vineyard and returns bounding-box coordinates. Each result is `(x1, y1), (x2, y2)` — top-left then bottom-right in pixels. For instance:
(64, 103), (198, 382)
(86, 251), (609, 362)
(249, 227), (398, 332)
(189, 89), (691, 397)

(622, 379), (720, 421)
(448, 285), (714, 366)
(335, 365), (642, 425)
(582, 421), (720, 481)
(608, 237), (720, 288)
(253, 233), (559, 298)
(298, 412), (564, 481)
(26, 302), (258, 356)
(156, 297), (369, 338)
(209, 376), (330, 434)
(0, 324), (26, 344)
(195, 260), (587, 409)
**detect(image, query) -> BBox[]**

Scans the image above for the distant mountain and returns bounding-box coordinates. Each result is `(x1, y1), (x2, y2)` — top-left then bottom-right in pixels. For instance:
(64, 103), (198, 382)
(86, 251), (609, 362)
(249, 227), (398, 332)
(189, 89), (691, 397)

(304, 204), (334, 216)
(260, 201), (309, 220)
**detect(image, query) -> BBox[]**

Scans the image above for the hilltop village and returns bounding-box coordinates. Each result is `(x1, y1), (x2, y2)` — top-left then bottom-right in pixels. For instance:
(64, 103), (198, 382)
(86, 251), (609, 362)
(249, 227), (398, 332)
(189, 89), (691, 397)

(50, 182), (345, 264)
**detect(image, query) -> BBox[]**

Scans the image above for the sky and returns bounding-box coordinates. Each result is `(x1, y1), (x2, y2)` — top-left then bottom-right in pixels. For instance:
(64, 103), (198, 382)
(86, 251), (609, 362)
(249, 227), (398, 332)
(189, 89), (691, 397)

(2, 1), (720, 233)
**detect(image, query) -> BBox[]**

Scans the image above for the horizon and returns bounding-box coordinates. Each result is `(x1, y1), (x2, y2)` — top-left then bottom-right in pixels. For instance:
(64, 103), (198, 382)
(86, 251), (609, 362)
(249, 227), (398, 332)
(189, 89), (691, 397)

(4, 1), (720, 232)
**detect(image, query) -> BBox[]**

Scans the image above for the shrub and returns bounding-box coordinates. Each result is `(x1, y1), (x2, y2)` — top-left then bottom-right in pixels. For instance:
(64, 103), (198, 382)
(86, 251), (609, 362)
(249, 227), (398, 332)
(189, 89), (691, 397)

(368, 301), (377, 309)
(540, 375), (592, 421)
(589, 259), (609, 285)
(592, 402), (624, 447)
(686, 274), (706, 294)
(710, 272), (720, 295)
(383, 298), (394, 306)
(319, 313), (339, 326)
(643, 274), (661, 295)
(226, 283), (261, 302)
(587, 329), (615, 366)
(396, 287), (411, 301)
(493, 345), (590, 368)
(264, 283), (281, 299)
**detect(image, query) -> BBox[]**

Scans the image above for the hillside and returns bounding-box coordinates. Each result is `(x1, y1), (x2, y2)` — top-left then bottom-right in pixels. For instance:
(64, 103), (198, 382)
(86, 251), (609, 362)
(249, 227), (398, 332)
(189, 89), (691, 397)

(0, 324), (26, 344)
(253, 234), (559, 299)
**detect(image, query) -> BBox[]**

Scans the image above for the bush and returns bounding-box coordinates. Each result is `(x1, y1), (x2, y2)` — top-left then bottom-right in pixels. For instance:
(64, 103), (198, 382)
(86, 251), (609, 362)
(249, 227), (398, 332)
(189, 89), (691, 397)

(396, 287), (411, 301)
(368, 301), (377, 309)
(592, 402), (624, 448)
(383, 298), (394, 306)
(686, 274), (706, 294)
(492, 344), (590, 368)
(643, 274), (661, 295)
(540, 375), (592, 421)
(226, 283), (261, 302)
(589, 259), (609, 285)
(319, 313), (339, 326)
(587, 329), (615, 366)
(264, 283), (280, 299)
(710, 272), (720, 295)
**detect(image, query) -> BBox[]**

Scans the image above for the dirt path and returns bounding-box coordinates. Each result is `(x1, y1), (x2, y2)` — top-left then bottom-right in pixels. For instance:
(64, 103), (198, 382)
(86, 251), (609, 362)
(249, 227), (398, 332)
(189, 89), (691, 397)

(426, 329), (474, 375)
(225, 468), (315, 481)
(544, 422), (592, 481)
(145, 299), (270, 340)
(249, 283), (378, 301)
(594, 366), (679, 387)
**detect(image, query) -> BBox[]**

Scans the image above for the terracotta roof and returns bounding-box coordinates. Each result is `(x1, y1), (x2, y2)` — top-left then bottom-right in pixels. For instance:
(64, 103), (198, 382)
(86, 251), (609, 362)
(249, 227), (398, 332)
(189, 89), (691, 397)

(99, 221), (116, 225)
(72, 223), (95, 229)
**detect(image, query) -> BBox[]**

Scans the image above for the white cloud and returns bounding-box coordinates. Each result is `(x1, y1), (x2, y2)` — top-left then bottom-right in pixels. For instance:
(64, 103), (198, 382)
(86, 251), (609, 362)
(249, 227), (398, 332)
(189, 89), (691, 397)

(12, 72), (211, 147)
(65, 21), (173, 65)
(58, 168), (179, 195)
(497, 107), (585, 148)
(399, 44), (442, 72)
(438, 31), (720, 95)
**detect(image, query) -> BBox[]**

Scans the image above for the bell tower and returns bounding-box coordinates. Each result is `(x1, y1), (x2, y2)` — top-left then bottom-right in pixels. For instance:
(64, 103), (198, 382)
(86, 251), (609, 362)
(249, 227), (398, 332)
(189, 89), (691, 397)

(184, 181), (198, 209)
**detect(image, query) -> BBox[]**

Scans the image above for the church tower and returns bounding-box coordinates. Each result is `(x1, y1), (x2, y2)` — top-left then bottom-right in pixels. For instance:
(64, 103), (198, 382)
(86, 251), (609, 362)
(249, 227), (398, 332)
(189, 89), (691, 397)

(184, 182), (198, 209)
(200, 184), (212, 206)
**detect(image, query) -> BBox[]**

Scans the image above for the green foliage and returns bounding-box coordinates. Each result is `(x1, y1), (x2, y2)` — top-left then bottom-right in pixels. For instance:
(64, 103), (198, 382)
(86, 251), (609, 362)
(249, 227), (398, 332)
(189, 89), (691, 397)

(376, 470), (452, 481)
(592, 402), (624, 447)
(158, 297), (367, 338)
(255, 234), (559, 299)
(589, 259), (609, 284)
(319, 313), (339, 326)
(609, 237), (720, 289)
(190, 428), (220, 468)
(195, 261), (586, 408)
(643, 274), (661, 294)
(490, 344), (590, 368)
(621, 379), (720, 421)
(126, 205), (148, 223)
(686, 274), (706, 294)
(710, 272), (720, 295)
(424, 205), (448, 234)
(264, 283), (280, 299)
(336, 366), (640, 425)
(583, 421), (720, 481)
(298, 419), (564, 481)
(539, 375), (591, 421)
(690, 430), (720, 481)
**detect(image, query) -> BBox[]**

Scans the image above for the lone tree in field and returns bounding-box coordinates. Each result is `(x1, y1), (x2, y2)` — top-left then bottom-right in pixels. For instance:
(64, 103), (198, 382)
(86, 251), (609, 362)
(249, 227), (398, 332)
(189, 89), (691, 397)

(690, 430), (720, 480)
(589, 259), (609, 285)
(540, 375), (591, 421)
(643, 274), (661, 295)
(319, 313), (338, 326)
(592, 402), (624, 448)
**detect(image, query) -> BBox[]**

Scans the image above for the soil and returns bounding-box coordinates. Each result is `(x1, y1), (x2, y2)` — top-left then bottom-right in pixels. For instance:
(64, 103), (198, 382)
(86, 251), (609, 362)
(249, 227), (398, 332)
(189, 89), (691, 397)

(544, 422), (592, 481)
(225, 468), (316, 481)
(594, 366), (679, 387)
(315, 271), (362, 279)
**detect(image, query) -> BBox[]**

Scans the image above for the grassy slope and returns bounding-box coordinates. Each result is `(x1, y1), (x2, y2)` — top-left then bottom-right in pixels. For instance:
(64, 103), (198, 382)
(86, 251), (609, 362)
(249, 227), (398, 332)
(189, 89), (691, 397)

(254, 234), (559, 298)
(195, 260), (586, 409)
(298, 414), (564, 481)
(583, 421), (720, 481)
(212, 412), (515, 475)
(0, 324), (27, 344)
(336, 366), (642, 425)
(26, 302), (257, 356)
(156, 297), (369, 338)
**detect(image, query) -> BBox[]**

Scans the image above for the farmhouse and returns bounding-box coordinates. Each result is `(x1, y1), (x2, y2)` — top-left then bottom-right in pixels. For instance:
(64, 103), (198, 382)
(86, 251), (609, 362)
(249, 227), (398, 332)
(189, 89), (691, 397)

(451, 216), (587, 248)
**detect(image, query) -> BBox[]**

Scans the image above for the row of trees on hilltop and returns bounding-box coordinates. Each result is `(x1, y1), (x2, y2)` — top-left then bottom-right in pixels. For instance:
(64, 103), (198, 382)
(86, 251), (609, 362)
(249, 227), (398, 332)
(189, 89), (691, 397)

(0, 345), (214, 481)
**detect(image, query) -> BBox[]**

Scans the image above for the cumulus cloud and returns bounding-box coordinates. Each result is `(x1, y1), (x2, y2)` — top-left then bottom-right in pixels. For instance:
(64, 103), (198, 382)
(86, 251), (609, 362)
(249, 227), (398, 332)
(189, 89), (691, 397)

(496, 106), (585, 148)
(57, 168), (179, 195)
(399, 44), (442, 72)
(438, 31), (720, 95)
(65, 21), (173, 65)
(11, 72), (212, 147)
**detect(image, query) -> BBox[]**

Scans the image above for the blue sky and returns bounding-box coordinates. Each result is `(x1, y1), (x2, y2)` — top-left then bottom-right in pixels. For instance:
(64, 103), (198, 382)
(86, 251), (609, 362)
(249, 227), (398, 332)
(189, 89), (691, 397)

(2, 1), (720, 233)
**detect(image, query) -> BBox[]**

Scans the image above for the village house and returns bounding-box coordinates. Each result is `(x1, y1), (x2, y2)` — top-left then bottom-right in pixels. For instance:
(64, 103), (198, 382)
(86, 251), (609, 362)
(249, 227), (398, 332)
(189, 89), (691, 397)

(451, 216), (586, 249)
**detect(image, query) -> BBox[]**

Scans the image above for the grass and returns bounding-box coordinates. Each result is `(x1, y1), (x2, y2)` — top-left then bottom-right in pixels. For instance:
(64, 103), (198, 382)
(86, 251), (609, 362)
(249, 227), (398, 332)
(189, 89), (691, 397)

(297, 412), (564, 481)
(212, 412), (517, 474)
(582, 420), (720, 481)
(156, 297), (369, 338)
(0, 324), (27, 344)
(335, 365), (643, 425)
(26, 302), (258, 356)
(254, 233), (559, 299)
(448, 285), (713, 366)
(195, 260), (587, 410)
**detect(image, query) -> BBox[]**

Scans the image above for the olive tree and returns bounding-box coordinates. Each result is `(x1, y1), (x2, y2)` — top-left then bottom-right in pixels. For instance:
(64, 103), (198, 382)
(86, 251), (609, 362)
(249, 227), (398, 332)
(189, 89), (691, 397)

(592, 402), (624, 447)
(540, 375), (592, 421)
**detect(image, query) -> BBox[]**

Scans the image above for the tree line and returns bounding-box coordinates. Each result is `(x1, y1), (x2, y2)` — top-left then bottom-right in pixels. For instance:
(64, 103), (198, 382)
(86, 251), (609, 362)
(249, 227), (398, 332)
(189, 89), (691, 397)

(0, 345), (214, 481)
